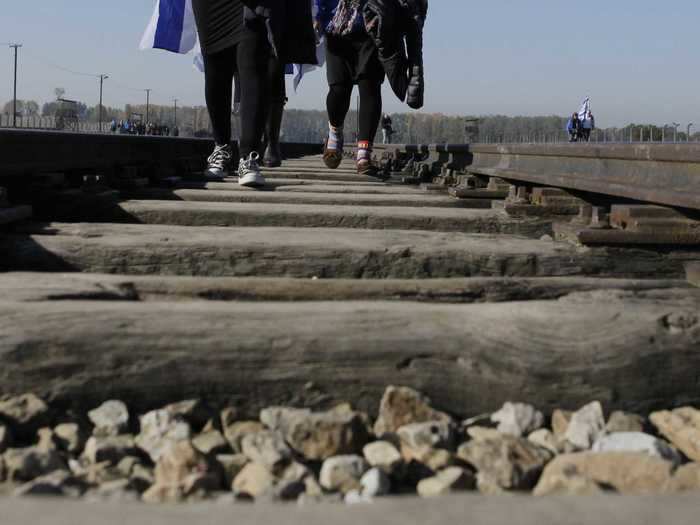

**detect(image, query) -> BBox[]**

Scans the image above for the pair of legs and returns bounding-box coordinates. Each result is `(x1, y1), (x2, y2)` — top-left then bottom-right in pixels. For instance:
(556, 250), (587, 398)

(326, 79), (383, 144)
(203, 35), (270, 159)
(323, 33), (384, 177)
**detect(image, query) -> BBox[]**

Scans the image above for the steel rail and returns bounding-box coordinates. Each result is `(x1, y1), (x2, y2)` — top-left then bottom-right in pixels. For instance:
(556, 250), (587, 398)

(0, 129), (322, 178)
(375, 143), (700, 211)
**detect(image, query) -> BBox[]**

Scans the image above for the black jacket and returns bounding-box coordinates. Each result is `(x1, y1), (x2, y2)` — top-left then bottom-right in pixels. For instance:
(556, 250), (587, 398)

(243, 0), (318, 65)
(363, 0), (428, 109)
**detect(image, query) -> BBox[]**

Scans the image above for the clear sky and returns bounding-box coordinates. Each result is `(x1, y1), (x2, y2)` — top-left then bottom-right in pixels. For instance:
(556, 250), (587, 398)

(2, 0), (699, 127)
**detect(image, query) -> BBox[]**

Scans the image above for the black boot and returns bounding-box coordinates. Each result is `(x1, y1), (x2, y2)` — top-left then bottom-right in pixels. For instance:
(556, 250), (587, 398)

(263, 99), (285, 168)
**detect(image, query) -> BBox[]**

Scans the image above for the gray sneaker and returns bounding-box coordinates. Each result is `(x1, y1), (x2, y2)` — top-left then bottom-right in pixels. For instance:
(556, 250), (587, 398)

(238, 152), (265, 187)
(205, 144), (232, 178)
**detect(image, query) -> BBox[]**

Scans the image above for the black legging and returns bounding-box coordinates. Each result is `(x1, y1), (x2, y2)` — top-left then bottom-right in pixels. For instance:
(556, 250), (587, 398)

(203, 35), (271, 157)
(267, 56), (286, 104)
(327, 78), (382, 143)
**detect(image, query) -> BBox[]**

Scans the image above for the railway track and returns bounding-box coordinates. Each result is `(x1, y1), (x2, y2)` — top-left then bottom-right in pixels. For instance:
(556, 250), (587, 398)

(1, 130), (699, 410)
(1, 131), (700, 515)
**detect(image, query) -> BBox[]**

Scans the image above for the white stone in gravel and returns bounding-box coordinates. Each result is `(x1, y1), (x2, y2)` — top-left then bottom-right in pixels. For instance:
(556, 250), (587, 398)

(417, 467), (475, 497)
(232, 463), (276, 499)
(491, 402), (544, 437)
(565, 401), (605, 450)
(360, 468), (391, 497)
(240, 431), (292, 473)
(88, 401), (129, 436)
(136, 409), (191, 463)
(363, 441), (402, 475)
(319, 455), (369, 493)
(397, 421), (454, 450)
(259, 407), (312, 434)
(260, 406), (370, 461)
(528, 429), (559, 455)
(592, 432), (681, 465)
(54, 423), (86, 454)
(0, 394), (49, 436)
(374, 386), (452, 436)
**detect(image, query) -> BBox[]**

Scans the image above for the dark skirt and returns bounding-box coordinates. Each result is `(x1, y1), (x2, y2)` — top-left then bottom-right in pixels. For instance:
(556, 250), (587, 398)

(192, 0), (259, 55)
(325, 33), (385, 86)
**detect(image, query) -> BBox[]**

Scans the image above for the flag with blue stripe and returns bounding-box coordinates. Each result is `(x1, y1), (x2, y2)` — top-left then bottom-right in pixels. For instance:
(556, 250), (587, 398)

(140, 0), (197, 54)
(140, 0), (322, 91)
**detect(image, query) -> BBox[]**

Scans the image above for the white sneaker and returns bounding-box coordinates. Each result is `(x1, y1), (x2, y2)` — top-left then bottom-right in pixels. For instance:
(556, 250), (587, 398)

(238, 152), (265, 187)
(205, 144), (232, 178)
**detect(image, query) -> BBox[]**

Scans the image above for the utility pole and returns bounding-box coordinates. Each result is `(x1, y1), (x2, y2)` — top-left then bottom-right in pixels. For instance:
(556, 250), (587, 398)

(145, 89), (152, 124)
(672, 122), (680, 143)
(173, 98), (178, 128)
(688, 123), (694, 142)
(8, 43), (22, 128)
(98, 74), (109, 133)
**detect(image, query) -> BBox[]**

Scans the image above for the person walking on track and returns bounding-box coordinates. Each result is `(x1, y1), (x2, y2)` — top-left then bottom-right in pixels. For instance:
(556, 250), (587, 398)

(191, 0), (316, 186)
(142, 1), (316, 186)
(316, 0), (386, 178)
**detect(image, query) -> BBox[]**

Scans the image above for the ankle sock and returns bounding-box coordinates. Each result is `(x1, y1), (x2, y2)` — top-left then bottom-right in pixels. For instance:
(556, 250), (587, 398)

(357, 141), (372, 163)
(327, 123), (344, 151)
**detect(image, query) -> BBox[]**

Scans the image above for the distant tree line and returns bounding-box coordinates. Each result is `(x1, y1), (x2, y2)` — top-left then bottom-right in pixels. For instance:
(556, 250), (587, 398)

(3, 96), (699, 143)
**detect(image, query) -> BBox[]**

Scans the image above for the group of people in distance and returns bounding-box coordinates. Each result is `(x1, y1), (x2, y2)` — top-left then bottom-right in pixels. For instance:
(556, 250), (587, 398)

(111, 119), (176, 137)
(149, 0), (427, 188)
(567, 111), (596, 142)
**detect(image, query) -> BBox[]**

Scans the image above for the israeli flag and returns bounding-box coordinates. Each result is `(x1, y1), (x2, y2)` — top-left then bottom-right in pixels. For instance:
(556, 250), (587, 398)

(140, 0), (321, 90)
(140, 0), (197, 54)
(578, 97), (591, 120)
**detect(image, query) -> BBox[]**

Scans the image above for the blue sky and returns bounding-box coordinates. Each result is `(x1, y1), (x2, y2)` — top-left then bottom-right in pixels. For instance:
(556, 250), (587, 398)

(2, 0), (699, 127)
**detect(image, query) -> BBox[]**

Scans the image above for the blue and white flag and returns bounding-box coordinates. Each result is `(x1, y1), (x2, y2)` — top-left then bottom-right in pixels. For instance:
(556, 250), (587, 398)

(140, 0), (322, 91)
(578, 97), (591, 120)
(140, 0), (197, 54)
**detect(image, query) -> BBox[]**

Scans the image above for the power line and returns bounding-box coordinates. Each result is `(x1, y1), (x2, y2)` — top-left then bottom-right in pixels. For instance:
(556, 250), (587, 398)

(22, 49), (100, 78)
(3, 43), (188, 125)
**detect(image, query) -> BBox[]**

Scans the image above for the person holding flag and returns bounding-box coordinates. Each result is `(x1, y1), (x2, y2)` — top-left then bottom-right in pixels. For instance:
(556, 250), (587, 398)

(578, 97), (594, 142)
(141, 0), (317, 186)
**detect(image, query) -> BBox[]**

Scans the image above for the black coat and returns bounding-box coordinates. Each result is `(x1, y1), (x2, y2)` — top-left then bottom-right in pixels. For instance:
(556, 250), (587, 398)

(243, 0), (318, 65)
(363, 0), (428, 109)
